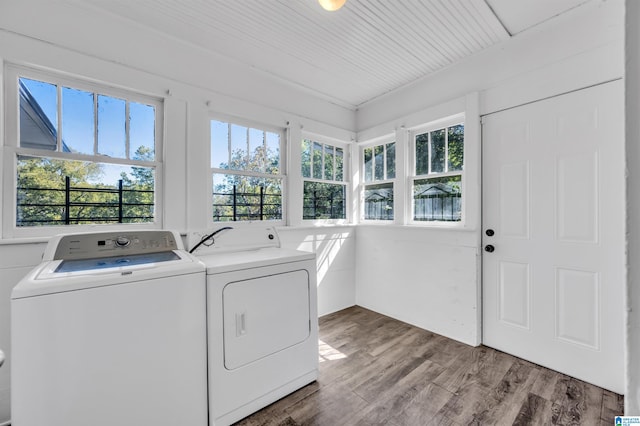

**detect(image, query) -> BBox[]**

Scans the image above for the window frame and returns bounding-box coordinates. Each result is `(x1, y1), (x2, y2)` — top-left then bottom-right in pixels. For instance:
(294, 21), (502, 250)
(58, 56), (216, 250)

(360, 136), (396, 223)
(301, 134), (350, 224)
(209, 114), (287, 226)
(3, 64), (164, 238)
(408, 115), (465, 227)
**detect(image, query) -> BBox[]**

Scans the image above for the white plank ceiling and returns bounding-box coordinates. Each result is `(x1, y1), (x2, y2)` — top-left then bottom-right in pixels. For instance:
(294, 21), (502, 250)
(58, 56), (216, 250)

(78, 0), (592, 108)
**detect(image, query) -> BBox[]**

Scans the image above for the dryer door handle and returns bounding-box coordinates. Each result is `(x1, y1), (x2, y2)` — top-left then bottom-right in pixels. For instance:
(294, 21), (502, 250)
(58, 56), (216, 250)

(236, 312), (247, 337)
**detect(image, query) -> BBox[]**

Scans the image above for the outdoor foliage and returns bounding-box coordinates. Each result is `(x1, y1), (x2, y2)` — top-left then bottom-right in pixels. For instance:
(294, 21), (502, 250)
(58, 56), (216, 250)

(212, 145), (282, 221)
(16, 147), (155, 226)
(303, 181), (346, 220)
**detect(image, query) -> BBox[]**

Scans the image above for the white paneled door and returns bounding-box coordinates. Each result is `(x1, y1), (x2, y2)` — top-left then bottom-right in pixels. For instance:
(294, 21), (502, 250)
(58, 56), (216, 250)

(482, 81), (624, 393)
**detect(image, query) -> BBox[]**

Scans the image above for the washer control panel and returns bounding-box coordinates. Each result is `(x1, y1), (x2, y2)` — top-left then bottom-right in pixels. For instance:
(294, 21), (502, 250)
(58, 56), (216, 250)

(52, 231), (180, 261)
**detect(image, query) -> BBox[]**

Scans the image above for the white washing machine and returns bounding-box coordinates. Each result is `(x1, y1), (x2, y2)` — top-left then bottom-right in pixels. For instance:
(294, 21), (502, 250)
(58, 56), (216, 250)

(189, 227), (318, 426)
(11, 230), (208, 426)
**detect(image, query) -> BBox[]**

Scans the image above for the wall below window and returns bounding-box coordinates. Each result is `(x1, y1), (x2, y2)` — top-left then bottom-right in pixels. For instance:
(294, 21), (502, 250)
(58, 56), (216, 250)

(278, 226), (356, 316)
(356, 226), (480, 345)
(0, 242), (47, 422)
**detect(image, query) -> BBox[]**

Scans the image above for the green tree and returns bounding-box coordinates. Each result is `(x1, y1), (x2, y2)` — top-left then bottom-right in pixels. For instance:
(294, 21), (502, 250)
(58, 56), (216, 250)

(17, 156), (106, 225)
(448, 124), (464, 171)
(213, 145), (282, 221)
(119, 146), (155, 223)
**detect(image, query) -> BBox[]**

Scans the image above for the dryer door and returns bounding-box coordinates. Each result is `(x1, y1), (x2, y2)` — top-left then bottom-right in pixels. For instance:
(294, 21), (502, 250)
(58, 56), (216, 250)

(222, 269), (311, 370)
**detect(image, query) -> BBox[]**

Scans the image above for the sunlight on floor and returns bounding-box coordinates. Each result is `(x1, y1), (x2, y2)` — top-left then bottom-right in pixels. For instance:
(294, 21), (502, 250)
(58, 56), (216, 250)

(318, 339), (347, 363)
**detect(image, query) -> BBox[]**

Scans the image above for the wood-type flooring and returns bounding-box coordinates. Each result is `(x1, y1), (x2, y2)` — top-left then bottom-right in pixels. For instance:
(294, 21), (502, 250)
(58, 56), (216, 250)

(235, 306), (624, 426)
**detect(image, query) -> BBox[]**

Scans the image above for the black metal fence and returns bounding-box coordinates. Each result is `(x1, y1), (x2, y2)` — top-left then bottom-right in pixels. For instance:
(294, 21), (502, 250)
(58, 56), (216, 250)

(17, 177), (154, 226)
(303, 191), (346, 220)
(213, 185), (282, 221)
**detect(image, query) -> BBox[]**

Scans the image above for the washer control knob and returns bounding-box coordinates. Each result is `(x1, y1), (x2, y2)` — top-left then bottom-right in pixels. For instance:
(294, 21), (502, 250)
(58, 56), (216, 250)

(115, 236), (130, 247)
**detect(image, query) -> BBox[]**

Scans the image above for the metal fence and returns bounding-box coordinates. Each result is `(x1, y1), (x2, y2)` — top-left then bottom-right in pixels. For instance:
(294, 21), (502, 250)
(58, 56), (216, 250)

(213, 185), (282, 221)
(17, 177), (154, 225)
(303, 192), (345, 220)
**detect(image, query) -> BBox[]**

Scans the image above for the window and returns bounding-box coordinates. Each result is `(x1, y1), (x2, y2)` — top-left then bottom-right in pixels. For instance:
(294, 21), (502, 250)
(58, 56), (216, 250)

(362, 141), (395, 221)
(411, 122), (464, 222)
(301, 138), (347, 220)
(210, 119), (284, 222)
(8, 67), (161, 230)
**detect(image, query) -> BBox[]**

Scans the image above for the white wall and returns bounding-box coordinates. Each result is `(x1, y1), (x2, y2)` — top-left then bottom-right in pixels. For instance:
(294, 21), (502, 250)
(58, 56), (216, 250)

(278, 227), (356, 317)
(355, 0), (624, 348)
(0, 242), (47, 423)
(626, 0), (640, 415)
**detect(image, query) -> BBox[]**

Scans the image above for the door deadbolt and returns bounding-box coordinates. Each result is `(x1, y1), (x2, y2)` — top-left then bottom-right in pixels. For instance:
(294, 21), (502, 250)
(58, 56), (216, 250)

(486, 229), (495, 237)
(484, 245), (495, 253)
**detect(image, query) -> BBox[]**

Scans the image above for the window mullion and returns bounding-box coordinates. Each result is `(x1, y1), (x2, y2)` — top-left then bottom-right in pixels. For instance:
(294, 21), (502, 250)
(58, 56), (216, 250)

(444, 126), (449, 173)
(227, 123), (232, 167)
(246, 127), (250, 167)
(427, 131), (432, 175)
(383, 144), (387, 180)
(321, 143), (326, 180)
(125, 101), (131, 160)
(56, 84), (62, 152)
(93, 93), (99, 155)
(262, 130), (267, 173)
(333, 145), (337, 181)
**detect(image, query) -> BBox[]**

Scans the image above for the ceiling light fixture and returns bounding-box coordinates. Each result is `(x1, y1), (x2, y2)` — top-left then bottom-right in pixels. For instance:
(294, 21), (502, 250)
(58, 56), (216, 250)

(318, 0), (346, 12)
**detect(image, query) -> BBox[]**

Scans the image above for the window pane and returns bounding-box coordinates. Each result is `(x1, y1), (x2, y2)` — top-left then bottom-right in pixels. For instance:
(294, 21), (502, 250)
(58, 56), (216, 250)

(448, 124), (464, 172)
(335, 147), (344, 181)
(212, 173), (282, 222)
(265, 131), (280, 175)
(19, 78), (58, 151)
(363, 147), (373, 182)
(248, 128), (264, 173)
(61, 87), (94, 155)
(386, 142), (396, 179)
(415, 132), (429, 175)
(364, 182), (393, 221)
(230, 124), (248, 171)
(16, 155), (155, 226)
(301, 139), (311, 178)
(211, 120), (230, 169)
(303, 181), (346, 219)
(374, 145), (384, 181)
(97, 95), (126, 158)
(324, 145), (334, 181)
(430, 128), (446, 173)
(312, 142), (323, 179)
(413, 175), (462, 222)
(129, 102), (155, 161)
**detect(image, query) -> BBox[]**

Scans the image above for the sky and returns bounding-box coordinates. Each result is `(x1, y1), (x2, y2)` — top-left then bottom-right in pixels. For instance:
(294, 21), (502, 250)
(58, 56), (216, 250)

(21, 77), (155, 185)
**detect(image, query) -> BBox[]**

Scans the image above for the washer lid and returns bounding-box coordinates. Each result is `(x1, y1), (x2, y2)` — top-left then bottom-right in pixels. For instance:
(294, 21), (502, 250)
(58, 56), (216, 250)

(55, 251), (180, 273)
(12, 250), (205, 299)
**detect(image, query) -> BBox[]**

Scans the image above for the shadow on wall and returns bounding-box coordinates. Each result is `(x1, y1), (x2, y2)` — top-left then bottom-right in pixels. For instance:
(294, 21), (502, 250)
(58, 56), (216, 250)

(278, 227), (356, 316)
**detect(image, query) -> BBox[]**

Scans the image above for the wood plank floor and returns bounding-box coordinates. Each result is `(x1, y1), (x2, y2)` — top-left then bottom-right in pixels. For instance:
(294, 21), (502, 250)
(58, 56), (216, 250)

(235, 306), (624, 426)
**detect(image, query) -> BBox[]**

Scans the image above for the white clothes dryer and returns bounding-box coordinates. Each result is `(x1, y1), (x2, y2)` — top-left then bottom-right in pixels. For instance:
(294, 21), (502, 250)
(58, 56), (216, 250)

(189, 227), (318, 426)
(11, 230), (208, 426)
